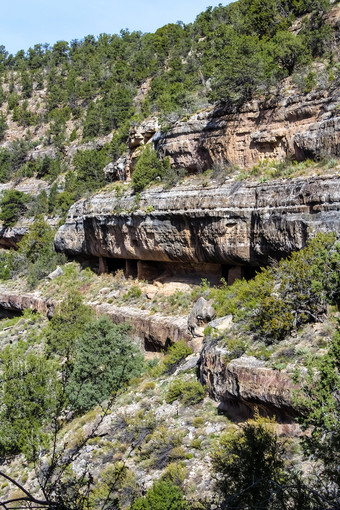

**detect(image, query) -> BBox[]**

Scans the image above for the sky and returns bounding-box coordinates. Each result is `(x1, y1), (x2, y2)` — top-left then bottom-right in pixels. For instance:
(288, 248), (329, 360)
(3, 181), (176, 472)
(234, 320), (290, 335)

(1, 0), (226, 55)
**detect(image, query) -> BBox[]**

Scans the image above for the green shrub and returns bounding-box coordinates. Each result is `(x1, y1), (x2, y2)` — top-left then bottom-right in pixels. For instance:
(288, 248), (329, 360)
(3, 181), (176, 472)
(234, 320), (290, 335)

(190, 437), (202, 450)
(34, 155), (62, 180)
(142, 381), (156, 392)
(7, 92), (19, 110)
(0, 251), (12, 280)
(161, 462), (187, 486)
(0, 190), (27, 227)
(212, 412), (285, 508)
(0, 112), (7, 141)
(66, 316), (144, 412)
(165, 378), (205, 405)
(139, 426), (185, 469)
(162, 167), (188, 189)
(132, 146), (169, 192)
(163, 340), (192, 374)
(130, 480), (187, 510)
(224, 337), (248, 362)
(210, 233), (340, 342)
(69, 128), (77, 142)
(27, 190), (49, 217)
(73, 147), (110, 192)
(122, 285), (142, 301)
(0, 343), (59, 459)
(16, 216), (66, 288)
(44, 291), (94, 361)
(192, 417), (204, 427)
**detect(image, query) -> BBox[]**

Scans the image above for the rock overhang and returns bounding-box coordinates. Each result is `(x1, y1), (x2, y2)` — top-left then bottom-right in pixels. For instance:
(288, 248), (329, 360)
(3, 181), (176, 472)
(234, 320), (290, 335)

(54, 175), (340, 280)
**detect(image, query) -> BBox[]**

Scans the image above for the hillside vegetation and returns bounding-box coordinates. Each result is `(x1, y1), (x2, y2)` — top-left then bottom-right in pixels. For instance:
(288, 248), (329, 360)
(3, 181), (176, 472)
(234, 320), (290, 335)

(0, 0), (337, 215)
(0, 0), (340, 509)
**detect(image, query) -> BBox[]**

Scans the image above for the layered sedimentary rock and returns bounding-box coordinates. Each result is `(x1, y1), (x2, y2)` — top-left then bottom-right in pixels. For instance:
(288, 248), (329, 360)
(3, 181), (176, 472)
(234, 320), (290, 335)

(0, 287), (55, 317)
(0, 287), (198, 352)
(96, 302), (197, 352)
(199, 339), (298, 422)
(154, 86), (340, 171)
(55, 175), (340, 277)
(0, 226), (27, 249)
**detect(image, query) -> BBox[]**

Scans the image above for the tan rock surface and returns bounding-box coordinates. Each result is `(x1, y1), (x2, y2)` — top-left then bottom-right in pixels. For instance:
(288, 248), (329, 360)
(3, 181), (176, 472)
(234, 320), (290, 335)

(200, 340), (299, 422)
(155, 87), (340, 170)
(0, 286), (199, 352)
(55, 174), (340, 268)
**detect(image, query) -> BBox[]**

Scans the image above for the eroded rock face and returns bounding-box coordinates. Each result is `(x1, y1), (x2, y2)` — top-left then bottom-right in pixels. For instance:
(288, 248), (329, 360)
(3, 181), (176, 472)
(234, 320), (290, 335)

(0, 226), (27, 249)
(0, 287), (55, 317)
(0, 287), (200, 352)
(55, 174), (340, 270)
(199, 339), (298, 422)
(0, 178), (50, 197)
(155, 87), (340, 171)
(104, 157), (127, 182)
(96, 302), (199, 352)
(129, 117), (159, 149)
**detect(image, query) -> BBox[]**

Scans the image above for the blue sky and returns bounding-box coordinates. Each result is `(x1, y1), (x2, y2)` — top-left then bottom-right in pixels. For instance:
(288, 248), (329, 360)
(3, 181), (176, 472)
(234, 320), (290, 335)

(1, 0), (226, 54)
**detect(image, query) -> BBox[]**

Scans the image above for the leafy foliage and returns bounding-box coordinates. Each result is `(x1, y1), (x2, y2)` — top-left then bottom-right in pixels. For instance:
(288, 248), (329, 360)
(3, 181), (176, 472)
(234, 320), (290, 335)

(0, 112), (7, 140)
(212, 412), (285, 509)
(0, 140), (31, 182)
(0, 343), (59, 458)
(162, 340), (193, 374)
(0, 189), (27, 227)
(19, 217), (66, 287)
(45, 291), (94, 362)
(19, 155), (63, 181)
(165, 378), (205, 405)
(130, 480), (187, 510)
(132, 145), (169, 192)
(297, 326), (340, 490)
(72, 147), (110, 192)
(0, 217), (67, 288)
(210, 233), (340, 341)
(66, 316), (144, 412)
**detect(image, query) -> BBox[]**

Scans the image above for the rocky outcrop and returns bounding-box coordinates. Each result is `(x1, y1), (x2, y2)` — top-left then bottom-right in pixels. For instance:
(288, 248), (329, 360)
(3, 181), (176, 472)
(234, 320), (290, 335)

(129, 117), (159, 150)
(55, 174), (340, 273)
(65, 134), (113, 160)
(104, 157), (127, 181)
(0, 287), (55, 317)
(0, 287), (200, 352)
(28, 145), (58, 161)
(95, 302), (199, 352)
(154, 86), (340, 171)
(188, 297), (215, 336)
(0, 177), (50, 197)
(0, 226), (27, 249)
(199, 340), (298, 422)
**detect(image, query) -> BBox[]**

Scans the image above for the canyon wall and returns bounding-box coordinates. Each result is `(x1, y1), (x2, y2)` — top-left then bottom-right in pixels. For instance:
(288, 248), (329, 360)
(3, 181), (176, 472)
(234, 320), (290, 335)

(199, 339), (299, 423)
(55, 175), (340, 279)
(0, 286), (197, 352)
(154, 86), (340, 171)
(0, 285), (300, 419)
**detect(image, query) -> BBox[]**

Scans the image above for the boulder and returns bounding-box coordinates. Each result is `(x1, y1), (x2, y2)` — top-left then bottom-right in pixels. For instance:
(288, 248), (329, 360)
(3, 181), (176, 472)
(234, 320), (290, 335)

(47, 266), (63, 280)
(188, 297), (215, 335)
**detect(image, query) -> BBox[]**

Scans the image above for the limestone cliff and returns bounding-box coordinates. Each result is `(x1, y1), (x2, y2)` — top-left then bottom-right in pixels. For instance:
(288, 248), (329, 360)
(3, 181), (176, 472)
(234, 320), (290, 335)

(55, 174), (340, 281)
(0, 286), (197, 352)
(154, 86), (340, 171)
(199, 339), (299, 423)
